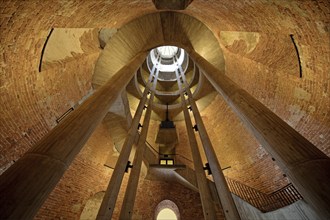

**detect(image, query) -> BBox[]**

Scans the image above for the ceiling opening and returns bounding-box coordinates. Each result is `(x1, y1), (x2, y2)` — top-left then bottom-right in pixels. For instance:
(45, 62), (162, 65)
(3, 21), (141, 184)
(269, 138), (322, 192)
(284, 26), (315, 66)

(157, 46), (179, 59)
(148, 46), (188, 81)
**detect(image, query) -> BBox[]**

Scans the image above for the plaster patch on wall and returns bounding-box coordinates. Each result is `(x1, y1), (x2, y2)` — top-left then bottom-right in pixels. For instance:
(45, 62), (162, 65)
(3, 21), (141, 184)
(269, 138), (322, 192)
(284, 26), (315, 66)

(43, 28), (93, 63)
(220, 31), (260, 53)
(315, 21), (328, 34)
(298, 45), (315, 80)
(256, 145), (268, 159)
(308, 105), (316, 113)
(294, 87), (311, 101)
(288, 104), (306, 127)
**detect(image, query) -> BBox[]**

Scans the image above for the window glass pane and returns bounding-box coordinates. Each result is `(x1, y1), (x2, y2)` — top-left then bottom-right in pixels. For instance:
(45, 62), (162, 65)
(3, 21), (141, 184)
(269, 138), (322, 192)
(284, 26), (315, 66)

(167, 160), (174, 165)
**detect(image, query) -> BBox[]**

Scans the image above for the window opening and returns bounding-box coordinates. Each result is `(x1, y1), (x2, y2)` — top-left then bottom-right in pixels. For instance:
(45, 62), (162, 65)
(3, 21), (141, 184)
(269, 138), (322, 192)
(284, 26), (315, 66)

(157, 208), (177, 220)
(154, 200), (180, 220)
(289, 34), (303, 78)
(159, 159), (174, 165)
(39, 28), (54, 72)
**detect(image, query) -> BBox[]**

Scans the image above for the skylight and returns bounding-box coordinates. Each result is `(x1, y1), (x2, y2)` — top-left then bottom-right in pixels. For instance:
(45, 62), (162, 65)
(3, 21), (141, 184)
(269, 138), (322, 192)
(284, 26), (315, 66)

(157, 46), (178, 59)
(147, 46), (187, 75)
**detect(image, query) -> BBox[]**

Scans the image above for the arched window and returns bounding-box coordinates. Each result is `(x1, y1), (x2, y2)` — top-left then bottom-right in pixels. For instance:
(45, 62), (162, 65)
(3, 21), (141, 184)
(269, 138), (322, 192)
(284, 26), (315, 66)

(154, 200), (180, 220)
(157, 208), (177, 220)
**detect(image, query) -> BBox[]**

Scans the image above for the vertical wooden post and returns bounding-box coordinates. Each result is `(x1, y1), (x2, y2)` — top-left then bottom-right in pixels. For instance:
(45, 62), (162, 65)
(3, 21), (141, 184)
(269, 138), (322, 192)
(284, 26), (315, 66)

(0, 53), (147, 220)
(97, 55), (155, 220)
(176, 70), (217, 220)
(118, 70), (158, 220)
(178, 67), (241, 220)
(189, 50), (330, 219)
(96, 63), (156, 220)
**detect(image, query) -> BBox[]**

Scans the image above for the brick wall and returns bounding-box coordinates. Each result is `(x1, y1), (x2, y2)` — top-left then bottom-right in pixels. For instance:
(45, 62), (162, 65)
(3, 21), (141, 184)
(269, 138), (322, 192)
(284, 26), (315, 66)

(34, 121), (113, 219)
(0, 0), (154, 174)
(132, 179), (204, 220)
(189, 0), (330, 156)
(201, 95), (290, 194)
(35, 121), (206, 220)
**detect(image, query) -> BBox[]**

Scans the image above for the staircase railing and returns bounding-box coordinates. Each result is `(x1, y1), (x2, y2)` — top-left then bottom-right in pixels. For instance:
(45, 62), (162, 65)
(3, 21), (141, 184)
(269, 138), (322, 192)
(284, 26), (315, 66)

(145, 140), (194, 166)
(225, 177), (303, 212)
(144, 141), (303, 212)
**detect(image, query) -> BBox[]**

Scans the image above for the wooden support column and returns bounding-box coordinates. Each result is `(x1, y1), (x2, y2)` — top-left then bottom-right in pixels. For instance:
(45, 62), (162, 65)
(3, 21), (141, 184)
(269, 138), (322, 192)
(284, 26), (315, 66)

(0, 53), (147, 220)
(176, 70), (217, 220)
(178, 69), (241, 220)
(96, 66), (156, 220)
(189, 50), (330, 219)
(118, 70), (158, 220)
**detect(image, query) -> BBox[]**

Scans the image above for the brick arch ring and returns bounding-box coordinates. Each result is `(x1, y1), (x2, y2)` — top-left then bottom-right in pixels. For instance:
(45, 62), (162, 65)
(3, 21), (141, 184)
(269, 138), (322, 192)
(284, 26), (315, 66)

(154, 199), (180, 220)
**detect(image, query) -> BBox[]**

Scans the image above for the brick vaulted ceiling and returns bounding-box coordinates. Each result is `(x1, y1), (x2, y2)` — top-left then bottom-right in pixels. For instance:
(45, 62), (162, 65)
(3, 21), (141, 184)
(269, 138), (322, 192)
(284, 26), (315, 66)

(0, 0), (329, 198)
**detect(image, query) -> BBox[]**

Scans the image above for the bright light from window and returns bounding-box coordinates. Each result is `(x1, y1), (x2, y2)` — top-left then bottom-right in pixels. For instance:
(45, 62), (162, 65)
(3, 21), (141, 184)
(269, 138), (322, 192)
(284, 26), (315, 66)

(157, 46), (178, 59)
(148, 46), (186, 74)
(157, 208), (177, 220)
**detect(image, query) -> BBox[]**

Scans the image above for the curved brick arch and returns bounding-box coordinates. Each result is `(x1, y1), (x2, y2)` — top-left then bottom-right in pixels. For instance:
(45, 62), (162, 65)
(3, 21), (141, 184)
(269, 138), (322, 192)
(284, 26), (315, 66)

(154, 200), (180, 220)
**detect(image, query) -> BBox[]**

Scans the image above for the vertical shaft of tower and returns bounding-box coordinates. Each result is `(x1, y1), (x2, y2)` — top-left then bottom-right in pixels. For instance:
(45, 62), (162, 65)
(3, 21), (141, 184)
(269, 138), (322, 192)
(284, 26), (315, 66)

(178, 67), (241, 220)
(189, 50), (330, 219)
(118, 69), (158, 220)
(176, 70), (217, 219)
(0, 53), (147, 220)
(96, 63), (157, 220)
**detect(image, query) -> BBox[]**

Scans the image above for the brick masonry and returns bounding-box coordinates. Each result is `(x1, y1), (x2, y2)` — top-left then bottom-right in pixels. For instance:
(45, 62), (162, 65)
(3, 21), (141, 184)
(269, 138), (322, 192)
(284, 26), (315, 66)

(1, 0), (329, 218)
(34, 121), (206, 220)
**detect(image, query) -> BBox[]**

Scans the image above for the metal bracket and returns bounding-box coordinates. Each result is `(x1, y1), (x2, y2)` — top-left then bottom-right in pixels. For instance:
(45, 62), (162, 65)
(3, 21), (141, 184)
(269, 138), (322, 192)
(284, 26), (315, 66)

(193, 124), (198, 131)
(125, 161), (133, 173)
(222, 166), (231, 171)
(56, 107), (74, 124)
(203, 163), (212, 175)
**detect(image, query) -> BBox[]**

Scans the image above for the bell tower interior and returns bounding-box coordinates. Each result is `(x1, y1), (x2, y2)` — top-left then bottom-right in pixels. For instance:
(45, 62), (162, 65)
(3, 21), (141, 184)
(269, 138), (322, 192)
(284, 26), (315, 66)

(0, 1), (329, 220)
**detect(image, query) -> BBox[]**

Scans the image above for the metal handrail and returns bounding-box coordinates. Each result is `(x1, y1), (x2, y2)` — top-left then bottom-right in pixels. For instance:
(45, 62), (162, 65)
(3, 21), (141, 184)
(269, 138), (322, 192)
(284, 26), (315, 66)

(144, 140), (193, 165)
(225, 177), (303, 212)
(144, 140), (303, 212)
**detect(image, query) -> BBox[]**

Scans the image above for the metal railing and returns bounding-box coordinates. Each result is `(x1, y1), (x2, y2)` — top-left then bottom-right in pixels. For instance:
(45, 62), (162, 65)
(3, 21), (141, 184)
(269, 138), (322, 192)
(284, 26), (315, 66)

(145, 140), (194, 166)
(226, 177), (303, 212)
(144, 141), (303, 212)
